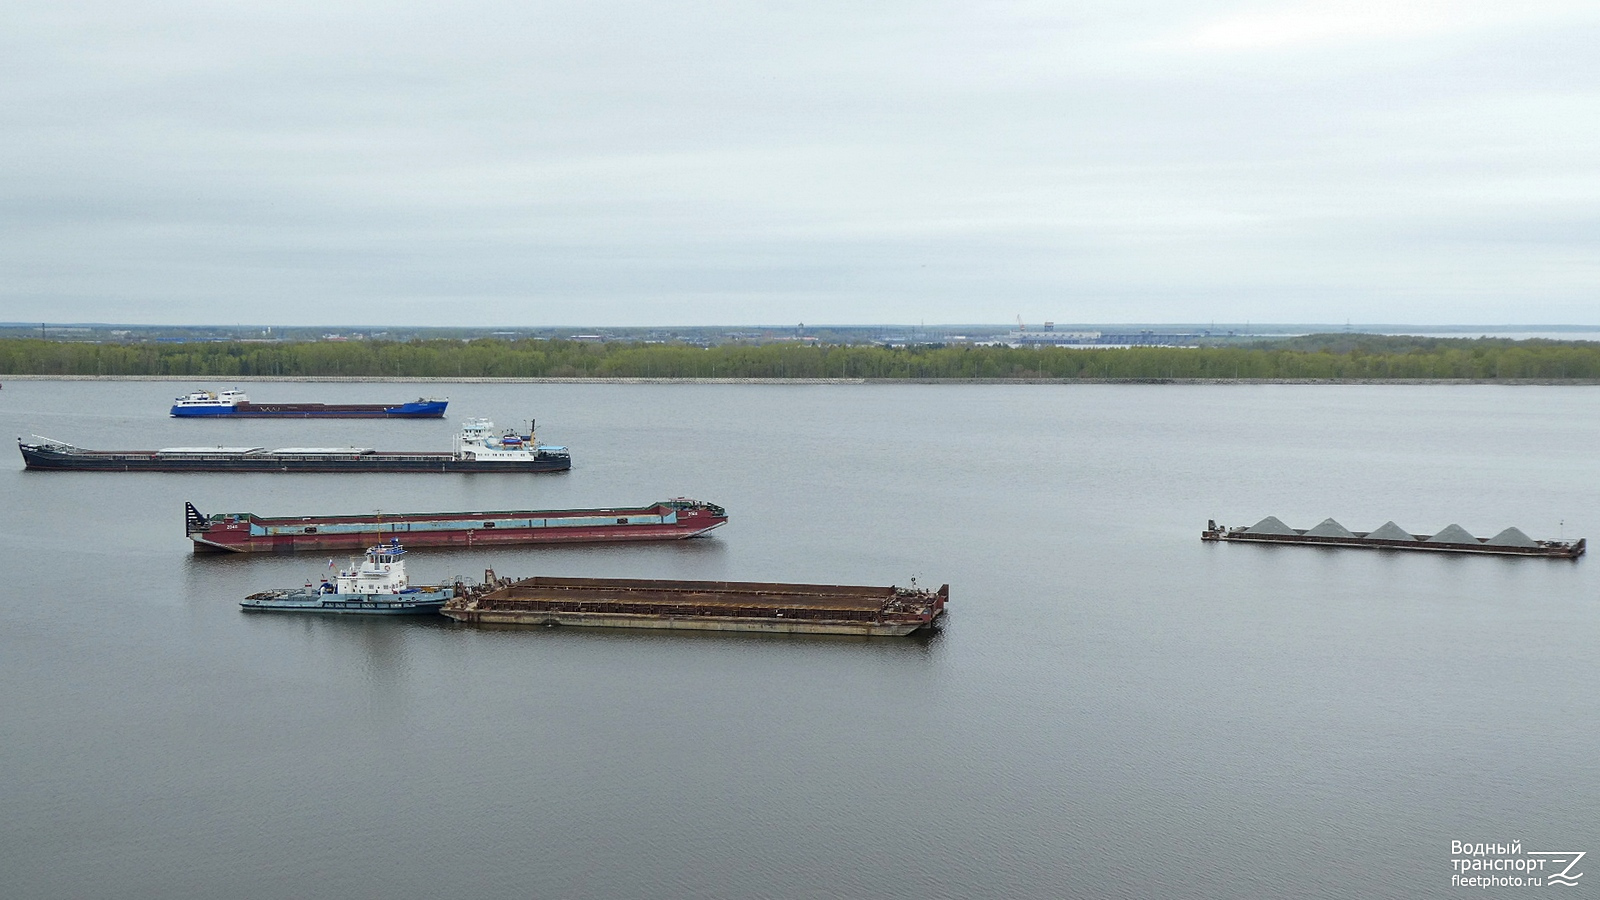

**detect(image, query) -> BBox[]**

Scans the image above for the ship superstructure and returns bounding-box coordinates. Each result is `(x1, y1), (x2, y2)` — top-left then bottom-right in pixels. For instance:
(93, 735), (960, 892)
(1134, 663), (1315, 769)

(240, 539), (453, 614)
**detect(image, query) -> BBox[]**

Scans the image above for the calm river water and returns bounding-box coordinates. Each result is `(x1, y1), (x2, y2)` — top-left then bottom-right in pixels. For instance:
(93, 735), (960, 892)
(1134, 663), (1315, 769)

(1, 380), (1596, 899)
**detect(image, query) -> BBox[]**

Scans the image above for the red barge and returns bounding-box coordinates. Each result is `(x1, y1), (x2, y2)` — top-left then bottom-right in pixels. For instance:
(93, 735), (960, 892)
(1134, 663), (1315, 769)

(186, 499), (727, 553)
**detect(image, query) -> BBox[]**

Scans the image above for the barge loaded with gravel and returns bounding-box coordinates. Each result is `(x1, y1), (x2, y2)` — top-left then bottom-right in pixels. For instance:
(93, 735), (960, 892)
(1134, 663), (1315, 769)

(443, 574), (949, 636)
(1202, 517), (1585, 558)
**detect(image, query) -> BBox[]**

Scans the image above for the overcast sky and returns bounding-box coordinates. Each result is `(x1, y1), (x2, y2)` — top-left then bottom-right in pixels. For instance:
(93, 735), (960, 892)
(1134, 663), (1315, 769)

(4, 1), (1597, 327)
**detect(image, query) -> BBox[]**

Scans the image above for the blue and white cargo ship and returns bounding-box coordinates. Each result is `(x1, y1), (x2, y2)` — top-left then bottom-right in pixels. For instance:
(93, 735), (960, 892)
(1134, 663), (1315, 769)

(171, 389), (447, 418)
(240, 539), (453, 614)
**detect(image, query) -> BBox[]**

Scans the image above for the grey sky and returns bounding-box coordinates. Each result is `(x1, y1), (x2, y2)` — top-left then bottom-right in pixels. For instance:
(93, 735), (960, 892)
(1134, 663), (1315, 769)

(4, 1), (1597, 326)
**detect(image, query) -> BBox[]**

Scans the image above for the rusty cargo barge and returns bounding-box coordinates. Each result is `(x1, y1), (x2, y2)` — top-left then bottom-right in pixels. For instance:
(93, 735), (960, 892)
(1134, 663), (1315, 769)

(1202, 517), (1585, 558)
(443, 575), (949, 636)
(187, 499), (727, 553)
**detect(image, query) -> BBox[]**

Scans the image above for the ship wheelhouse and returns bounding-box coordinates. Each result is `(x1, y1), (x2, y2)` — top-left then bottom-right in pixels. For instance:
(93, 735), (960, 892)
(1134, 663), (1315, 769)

(333, 539), (410, 594)
(173, 388), (248, 407)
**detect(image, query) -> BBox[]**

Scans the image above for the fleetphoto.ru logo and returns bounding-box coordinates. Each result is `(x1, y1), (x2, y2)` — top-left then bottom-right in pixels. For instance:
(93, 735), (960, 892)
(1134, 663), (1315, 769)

(1451, 840), (1584, 888)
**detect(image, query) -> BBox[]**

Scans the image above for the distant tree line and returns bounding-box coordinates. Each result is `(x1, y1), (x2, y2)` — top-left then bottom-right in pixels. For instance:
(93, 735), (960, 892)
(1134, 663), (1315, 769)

(2, 335), (1598, 380)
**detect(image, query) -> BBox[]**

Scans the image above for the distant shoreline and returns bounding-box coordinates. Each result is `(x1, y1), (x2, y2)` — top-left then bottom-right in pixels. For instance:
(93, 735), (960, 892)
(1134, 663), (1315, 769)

(5, 375), (1599, 386)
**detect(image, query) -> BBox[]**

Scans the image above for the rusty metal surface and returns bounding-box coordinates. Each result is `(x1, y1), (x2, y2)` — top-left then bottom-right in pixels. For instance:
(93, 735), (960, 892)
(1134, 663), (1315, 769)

(449, 577), (950, 626)
(441, 607), (932, 635)
(483, 576), (931, 610)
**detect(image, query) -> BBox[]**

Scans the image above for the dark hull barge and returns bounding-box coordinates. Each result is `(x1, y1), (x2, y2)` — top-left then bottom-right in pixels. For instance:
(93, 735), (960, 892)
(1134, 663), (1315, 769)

(17, 418), (570, 474)
(17, 442), (570, 473)
(443, 576), (949, 636)
(1203, 517), (1585, 559)
(188, 499), (727, 553)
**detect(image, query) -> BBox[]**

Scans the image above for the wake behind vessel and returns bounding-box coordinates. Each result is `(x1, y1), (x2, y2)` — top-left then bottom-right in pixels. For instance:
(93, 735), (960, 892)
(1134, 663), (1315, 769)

(17, 418), (570, 473)
(172, 389), (447, 418)
(187, 498), (728, 552)
(241, 539), (452, 614)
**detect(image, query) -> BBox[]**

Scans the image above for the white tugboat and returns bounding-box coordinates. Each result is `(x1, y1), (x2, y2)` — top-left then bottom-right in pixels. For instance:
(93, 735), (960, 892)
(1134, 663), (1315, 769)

(240, 539), (454, 614)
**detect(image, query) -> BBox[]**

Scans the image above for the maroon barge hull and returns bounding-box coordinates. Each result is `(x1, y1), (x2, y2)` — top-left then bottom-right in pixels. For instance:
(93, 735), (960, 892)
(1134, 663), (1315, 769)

(187, 499), (727, 553)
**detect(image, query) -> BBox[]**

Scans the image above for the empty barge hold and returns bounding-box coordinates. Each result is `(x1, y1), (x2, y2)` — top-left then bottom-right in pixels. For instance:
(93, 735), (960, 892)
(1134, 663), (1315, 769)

(17, 418), (569, 473)
(442, 576), (949, 636)
(188, 498), (727, 553)
(1202, 517), (1585, 558)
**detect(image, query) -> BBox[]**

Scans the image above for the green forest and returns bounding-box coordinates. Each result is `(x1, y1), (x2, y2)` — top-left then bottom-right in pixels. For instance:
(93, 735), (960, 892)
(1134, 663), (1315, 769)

(2, 335), (1599, 380)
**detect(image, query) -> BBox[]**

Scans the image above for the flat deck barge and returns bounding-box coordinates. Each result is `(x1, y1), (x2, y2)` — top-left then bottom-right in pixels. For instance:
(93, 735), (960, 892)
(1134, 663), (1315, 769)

(443, 576), (948, 636)
(188, 499), (727, 553)
(1203, 517), (1585, 558)
(17, 418), (569, 473)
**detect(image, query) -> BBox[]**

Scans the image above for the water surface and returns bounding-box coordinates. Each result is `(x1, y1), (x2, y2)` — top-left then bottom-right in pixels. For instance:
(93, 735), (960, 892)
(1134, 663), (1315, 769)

(1, 380), (1596, 899)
